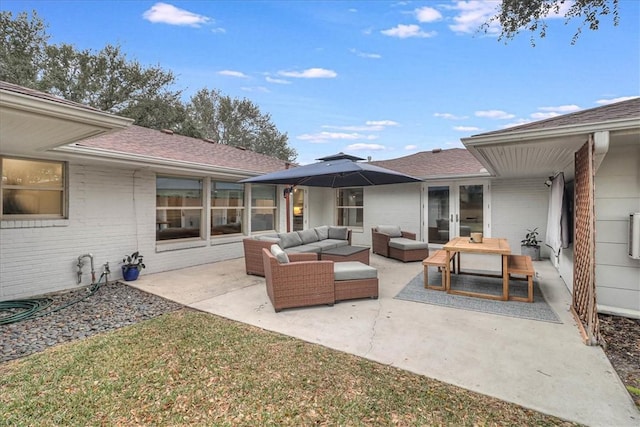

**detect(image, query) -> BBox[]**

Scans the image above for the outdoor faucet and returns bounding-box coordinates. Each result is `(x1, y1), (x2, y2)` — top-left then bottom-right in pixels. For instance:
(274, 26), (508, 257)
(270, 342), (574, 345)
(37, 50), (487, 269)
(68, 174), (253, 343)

(76, 253), (95, 285)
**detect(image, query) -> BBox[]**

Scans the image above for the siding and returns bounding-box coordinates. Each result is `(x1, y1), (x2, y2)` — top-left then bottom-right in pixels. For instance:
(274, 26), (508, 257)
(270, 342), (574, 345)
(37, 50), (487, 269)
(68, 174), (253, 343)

(594, 142), (640, 313)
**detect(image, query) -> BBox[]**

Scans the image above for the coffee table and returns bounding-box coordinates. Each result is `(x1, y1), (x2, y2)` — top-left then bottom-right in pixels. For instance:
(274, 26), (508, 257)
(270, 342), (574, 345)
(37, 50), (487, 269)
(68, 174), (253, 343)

(321, 246), (370, 265)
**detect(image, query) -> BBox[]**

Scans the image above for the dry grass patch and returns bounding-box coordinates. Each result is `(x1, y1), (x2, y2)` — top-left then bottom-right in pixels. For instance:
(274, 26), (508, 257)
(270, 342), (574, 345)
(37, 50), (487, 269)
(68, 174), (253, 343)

(1, 308), (577, 426)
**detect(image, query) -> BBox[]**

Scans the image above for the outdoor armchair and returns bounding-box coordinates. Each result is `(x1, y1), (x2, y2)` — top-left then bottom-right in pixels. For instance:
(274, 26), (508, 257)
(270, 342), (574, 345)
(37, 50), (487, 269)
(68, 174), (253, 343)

(262, 247), (335, 312)
(371, 225), (429, 262)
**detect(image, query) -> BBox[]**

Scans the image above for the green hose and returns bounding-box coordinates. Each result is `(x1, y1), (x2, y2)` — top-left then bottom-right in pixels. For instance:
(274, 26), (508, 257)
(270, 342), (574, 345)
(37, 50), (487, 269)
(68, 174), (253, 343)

(0, 273), (107, 325)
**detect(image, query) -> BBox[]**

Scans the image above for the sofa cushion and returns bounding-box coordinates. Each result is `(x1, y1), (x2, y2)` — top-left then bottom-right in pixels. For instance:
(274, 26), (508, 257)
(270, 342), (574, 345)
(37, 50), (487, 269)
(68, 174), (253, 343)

(328, 226), (349, 240)
(297, 228), (319, 244)
(377, 225), (403, 237)
(314, 225), (329, 240)
(257, 235), (281, 244)
(284, 244), (322, 254)
(278, 231), (303, 249)
(334, 262), (377, 281)
(388, 237), (428, 250)
(270, 244), (290, 264)
(308, 239), (348, 251)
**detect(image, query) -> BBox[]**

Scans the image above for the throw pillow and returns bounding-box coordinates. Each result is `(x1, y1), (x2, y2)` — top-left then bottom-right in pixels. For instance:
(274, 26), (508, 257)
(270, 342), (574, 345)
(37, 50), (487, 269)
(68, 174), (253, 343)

(270, 244), (290, 264)
(377, 225), (403, 237)
(328, 226), (349, 240)
(314, 225), (329, 240)
(297, 228), (319, 244)
(278, 231), (303, 248)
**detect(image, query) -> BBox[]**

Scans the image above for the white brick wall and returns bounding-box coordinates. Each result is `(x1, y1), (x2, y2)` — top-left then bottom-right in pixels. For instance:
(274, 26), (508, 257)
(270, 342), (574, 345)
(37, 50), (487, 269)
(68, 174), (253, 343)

(0, 163), (243, 300)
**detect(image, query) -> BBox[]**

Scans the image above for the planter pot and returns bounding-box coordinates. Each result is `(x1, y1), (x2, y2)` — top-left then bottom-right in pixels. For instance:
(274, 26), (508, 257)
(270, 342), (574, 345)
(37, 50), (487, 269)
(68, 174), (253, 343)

(122, 266), (140, 281)
(521, 245), (541, 261)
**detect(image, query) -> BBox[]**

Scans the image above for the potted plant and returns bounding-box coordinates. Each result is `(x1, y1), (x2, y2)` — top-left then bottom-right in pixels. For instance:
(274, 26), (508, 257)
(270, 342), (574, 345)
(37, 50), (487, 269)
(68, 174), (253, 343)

(520, 227), (541, 261)
(121, 251), (145, 281)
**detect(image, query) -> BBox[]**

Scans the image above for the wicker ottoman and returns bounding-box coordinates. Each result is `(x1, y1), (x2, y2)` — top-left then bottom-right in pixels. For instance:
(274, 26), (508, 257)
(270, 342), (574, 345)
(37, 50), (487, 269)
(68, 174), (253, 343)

(333, 261), (379, 302)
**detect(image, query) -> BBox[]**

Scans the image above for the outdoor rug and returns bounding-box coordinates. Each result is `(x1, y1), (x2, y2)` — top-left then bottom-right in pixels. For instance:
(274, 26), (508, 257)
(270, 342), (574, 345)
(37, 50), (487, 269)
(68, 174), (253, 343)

(395, 270), (561, 323)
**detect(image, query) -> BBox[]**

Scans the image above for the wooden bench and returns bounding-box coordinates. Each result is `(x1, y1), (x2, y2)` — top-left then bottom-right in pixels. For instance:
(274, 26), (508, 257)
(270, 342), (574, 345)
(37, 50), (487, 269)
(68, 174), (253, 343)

(422, 250), (457, 291)
(507, 255), (535, 302)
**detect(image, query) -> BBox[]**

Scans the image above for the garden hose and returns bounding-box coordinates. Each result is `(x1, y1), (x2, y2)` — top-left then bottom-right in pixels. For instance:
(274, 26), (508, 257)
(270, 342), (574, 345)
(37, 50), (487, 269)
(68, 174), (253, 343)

(0, 272), (107, 325)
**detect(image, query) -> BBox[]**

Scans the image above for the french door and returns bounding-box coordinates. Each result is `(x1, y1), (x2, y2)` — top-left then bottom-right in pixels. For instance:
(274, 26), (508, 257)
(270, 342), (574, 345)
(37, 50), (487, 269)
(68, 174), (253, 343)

(425, 181), (489, 245)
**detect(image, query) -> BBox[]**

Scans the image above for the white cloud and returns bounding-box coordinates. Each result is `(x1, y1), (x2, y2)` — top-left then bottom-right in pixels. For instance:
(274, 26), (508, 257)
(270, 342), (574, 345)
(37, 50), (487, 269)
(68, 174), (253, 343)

(404, 144), (418, 150)
(475, 109), (515, 119)
(278, 68), (337, 78)
(241, 86), (270, 93)
(297, 132), (378, 143)
(502, 119), (532, 128)
(415, 6), (442, 23)
(447, 1), (500, 35)
(596, 96), (639, 105)
(454, 126), (481, 131)
(538, 104), (581, 113)
(218, 70), (249, 78)
(143, 2), (211, 27)
(381, 24), (436, 39)
(350, 48), (382, 59)
(265, 76), (291, 84)
(531, 112), (560, 120)
(346, 143), (386, 151)
(366, 120), (399, 127)
(434, 112), (467, 120)
(211, 27), (226, 34)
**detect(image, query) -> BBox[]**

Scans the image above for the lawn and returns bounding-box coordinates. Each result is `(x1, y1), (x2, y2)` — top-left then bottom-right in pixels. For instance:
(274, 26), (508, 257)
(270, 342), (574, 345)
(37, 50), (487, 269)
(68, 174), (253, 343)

(1, 308), (577, 426)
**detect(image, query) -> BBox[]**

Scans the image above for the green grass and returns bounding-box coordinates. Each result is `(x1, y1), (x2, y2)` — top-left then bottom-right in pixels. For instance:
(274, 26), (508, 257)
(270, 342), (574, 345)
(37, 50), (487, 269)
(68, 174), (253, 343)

(1, 309), (577, 426)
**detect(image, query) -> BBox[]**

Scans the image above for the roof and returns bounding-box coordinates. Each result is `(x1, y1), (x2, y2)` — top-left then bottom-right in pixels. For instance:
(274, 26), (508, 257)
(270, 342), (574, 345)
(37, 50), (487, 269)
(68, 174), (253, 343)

(473, 97), (640, 137)
(372, 148), (487, 179)
(77, 125), (290, 174)
(0, 81), (105, 113)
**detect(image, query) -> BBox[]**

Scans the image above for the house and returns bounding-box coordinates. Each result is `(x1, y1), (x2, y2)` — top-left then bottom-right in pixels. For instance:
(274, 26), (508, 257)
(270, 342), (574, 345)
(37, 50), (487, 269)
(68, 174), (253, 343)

(2, 81), (638, 327)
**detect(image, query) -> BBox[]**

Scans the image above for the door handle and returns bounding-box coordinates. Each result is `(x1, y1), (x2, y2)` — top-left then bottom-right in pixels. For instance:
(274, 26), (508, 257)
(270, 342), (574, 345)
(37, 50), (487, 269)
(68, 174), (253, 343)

(450, 214), (453, 222)
(456, 214), (459, 222)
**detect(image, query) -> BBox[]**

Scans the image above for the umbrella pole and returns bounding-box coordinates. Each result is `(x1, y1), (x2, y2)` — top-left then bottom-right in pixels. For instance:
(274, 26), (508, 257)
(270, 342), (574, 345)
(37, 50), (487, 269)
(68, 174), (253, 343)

(284, 186), (294, 232)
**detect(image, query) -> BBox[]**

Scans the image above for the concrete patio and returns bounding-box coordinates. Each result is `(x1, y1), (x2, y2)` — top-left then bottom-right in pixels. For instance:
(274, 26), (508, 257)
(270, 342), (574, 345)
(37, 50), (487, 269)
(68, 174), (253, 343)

(128, 253), (638, 427)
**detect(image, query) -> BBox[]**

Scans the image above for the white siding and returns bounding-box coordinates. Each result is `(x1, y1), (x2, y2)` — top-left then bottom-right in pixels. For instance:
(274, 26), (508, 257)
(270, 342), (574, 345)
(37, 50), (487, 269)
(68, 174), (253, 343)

(594, 142), (640, 314)
(490, 178), (550, 259)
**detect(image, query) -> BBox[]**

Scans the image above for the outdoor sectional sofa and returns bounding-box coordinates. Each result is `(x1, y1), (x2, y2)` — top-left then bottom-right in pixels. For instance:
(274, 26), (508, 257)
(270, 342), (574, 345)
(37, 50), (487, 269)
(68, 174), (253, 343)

(243, 225), (352, 276)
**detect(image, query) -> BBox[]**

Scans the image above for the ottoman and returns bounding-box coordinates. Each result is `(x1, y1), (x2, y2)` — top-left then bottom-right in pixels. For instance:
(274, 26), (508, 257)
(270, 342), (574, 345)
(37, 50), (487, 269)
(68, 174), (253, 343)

(333, 261), (379, 302)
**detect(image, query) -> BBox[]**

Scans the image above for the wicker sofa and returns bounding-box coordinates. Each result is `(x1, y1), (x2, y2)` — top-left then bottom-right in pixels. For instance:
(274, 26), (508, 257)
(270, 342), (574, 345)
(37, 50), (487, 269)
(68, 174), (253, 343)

(243, 225), (352, 276)
(262, 246), (378, 312)
(371, 225), (429, 262)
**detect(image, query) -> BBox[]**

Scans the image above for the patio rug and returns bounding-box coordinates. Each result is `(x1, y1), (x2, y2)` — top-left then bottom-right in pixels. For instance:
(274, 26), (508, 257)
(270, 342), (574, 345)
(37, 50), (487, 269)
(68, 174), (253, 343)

(395, 270), (561, 323)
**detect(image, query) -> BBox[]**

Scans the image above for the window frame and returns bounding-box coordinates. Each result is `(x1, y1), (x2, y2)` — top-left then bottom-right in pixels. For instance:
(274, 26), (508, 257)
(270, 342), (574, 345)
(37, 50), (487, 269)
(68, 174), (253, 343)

(336, 187), (364, 229)
(210, 180), (245, 237)
(0, 156), (67, 220)
(249, 184), (278, 233)
(155, 175), (205, 242)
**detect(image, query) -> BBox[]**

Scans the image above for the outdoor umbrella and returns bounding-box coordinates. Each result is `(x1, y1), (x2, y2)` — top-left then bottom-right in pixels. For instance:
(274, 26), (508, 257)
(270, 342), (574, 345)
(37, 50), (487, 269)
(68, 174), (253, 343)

(240, 153), (422, 188)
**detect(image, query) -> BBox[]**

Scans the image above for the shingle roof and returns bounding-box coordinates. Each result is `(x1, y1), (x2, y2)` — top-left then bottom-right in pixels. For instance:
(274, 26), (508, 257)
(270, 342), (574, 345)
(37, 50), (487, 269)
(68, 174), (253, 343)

(372, 148), (487, 178)
(0, 81), (104, 112)
(78, 125), (290, 174)
(473, 97), (640, 137)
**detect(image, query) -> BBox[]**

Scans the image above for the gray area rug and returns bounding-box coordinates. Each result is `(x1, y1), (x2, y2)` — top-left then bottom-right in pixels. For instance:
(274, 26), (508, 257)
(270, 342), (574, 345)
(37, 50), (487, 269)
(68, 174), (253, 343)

(395, 270), (561, 323)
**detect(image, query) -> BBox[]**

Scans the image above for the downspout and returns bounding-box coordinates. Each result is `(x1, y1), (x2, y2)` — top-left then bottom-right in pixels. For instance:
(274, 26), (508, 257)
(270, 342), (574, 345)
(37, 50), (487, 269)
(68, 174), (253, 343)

(592, 131), (610, 172)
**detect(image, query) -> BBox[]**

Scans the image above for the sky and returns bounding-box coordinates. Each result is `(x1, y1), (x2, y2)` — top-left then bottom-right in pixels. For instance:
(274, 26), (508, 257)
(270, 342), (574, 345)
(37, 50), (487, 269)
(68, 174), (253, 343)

(3, 1), (639, 165)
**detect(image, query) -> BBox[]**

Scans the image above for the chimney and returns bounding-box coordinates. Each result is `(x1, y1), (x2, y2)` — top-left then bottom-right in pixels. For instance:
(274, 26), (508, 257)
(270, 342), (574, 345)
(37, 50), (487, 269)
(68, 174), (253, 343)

(161, 129), (174, 135)
(431, 148), (442, 153)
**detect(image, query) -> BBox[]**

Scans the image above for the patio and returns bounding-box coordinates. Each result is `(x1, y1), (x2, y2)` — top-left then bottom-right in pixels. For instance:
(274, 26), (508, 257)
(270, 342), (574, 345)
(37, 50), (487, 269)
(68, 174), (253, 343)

(128, 253), (638, 426)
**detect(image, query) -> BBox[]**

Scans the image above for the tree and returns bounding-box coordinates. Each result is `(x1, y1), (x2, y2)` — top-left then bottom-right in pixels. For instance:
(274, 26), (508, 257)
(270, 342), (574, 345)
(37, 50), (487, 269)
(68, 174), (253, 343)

(0, 10), (48, 87)
(485, 0), (619, 45)
(185, 89), (296, 162)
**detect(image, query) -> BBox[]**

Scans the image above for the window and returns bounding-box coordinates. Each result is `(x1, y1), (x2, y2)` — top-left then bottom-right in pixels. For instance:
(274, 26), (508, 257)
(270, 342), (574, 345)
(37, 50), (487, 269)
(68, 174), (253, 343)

(156, 176), (203, 241)
(1, 157), (66, 218)
(211, 181), (244, 236)
(251, 184), (277, 232)
(336, 188), (363, 228)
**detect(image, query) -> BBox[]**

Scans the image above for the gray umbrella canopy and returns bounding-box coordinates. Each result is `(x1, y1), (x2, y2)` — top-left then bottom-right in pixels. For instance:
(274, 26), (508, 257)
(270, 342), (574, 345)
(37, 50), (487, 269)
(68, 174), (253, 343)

(241, 153), (422, 188)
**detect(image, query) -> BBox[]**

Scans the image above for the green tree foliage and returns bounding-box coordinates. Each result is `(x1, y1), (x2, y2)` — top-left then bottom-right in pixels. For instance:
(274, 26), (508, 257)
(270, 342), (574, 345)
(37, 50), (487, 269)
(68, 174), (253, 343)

(0, 10), (48, 86)
(485, 0), (619, 45)
(1, 11), (296, 161)
(185, 89), (296, 162)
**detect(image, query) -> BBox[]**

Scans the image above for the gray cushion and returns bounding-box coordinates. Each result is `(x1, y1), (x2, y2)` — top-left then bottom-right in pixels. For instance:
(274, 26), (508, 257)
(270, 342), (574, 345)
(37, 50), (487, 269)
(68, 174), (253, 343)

(376, 225), (403, 237)
(388, 237), (428, 250)
(308, 239), (348, 251)
(297, 229), (319, 244)
(284, 244), (321, 254)
(314, 225), (329, 240)
(270, 244), (289, 264)
(328, 226), (349, 240)
(278, 231), (303, 248)
(257, 235), (281, 244)
(334, 262), (377, 281)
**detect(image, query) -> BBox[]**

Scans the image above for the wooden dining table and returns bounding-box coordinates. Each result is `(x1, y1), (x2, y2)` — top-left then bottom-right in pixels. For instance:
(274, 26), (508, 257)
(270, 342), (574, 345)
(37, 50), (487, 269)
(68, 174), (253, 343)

(443, 236), (512, 301)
